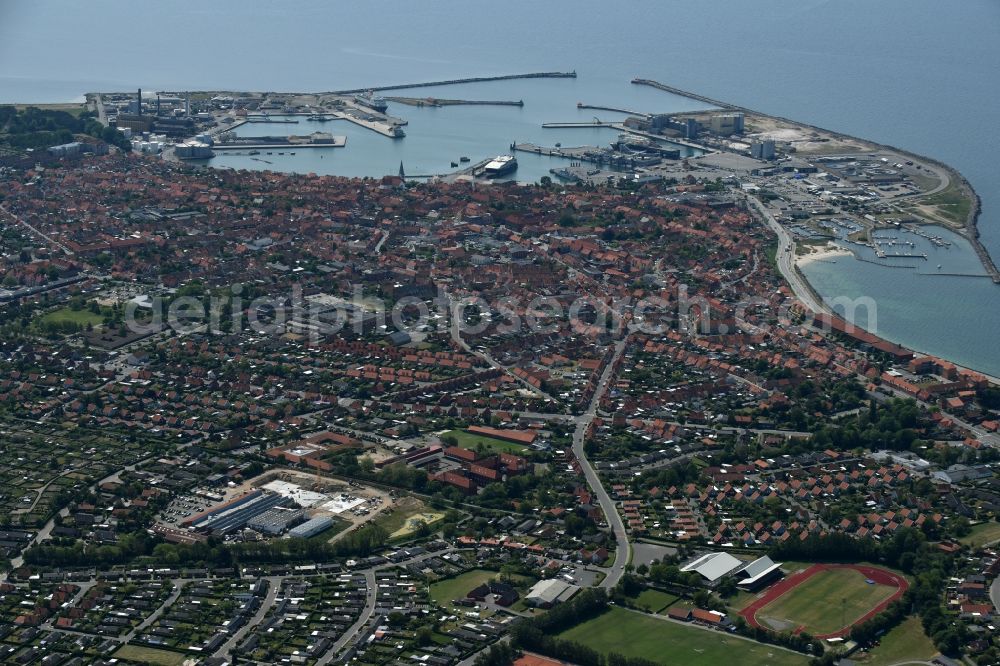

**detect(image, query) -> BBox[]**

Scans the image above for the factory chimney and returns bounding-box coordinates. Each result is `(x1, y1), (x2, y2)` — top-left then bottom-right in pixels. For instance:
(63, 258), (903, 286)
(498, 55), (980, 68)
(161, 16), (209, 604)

(185, 95), (190, 117)
(137, 88), (142, 116)
(156, 95), (161, 116)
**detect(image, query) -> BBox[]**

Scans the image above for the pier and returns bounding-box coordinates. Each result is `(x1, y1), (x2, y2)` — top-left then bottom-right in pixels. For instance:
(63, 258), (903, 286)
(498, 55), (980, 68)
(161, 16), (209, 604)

(330, 71), (576, 95)
(244, 117), (299, 124)
(610, 123), (707, 153)
(577, 103), (650, 118)
(387, 97), (524, 107)
(212, 135), (346, 150)
(541, 121), (617, 129)
(513, 143), (655, 169)
(631, 78), (730, 109)
(332, 111), (403, 138)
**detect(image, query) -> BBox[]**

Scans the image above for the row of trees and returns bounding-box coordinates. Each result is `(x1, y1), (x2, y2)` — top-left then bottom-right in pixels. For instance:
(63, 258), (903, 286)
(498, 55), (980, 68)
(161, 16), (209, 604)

(25, 522), (390, 569)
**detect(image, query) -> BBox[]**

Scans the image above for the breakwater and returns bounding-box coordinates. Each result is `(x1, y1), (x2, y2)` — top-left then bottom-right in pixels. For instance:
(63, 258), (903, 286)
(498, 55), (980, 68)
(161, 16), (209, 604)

(387, 97), (524, 107)
(330, 71), (576, 95)
(632, 77), (1000, 283)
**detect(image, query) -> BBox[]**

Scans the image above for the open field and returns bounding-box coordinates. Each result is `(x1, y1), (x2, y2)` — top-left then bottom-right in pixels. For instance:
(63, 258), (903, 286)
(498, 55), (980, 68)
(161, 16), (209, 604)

(906, 181), (972, 227)
(958, 520), (1000, 547)
(390, 510), (445, 539)
(632, 588), (679, 613)
(558, 606), (808, 666)
(429, 569), (499, 609)
(374, 495), (441, 540)
(441, 429), (528, 454)
(855, 615), (937, 666)
(744, 564), (906, 638)
(36, 306), (105, 328)
(13, 102), (89, 117)
(113, 645), (187, 666)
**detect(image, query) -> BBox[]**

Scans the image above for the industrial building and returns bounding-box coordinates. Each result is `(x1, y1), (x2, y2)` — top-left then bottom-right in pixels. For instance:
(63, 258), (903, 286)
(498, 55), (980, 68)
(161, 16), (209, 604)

(751, 139), (776, 161)
(174, 141), (214, 159)
(247, 506), (304, 535)
(186, 490), (293, 536)
(707, 112), (745, 135)
(288, 515), (335, 539)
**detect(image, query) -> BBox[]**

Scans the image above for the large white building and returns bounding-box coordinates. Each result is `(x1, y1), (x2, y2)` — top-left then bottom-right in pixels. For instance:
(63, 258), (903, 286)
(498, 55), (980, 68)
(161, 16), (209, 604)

(680, 552), (744, 583)
(525, 579), (579, 607)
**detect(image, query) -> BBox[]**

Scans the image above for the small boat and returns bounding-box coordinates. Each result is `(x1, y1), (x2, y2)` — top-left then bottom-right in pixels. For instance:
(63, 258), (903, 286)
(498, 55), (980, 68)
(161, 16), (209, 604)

(248, 150), (260, 155)
(459, 156), (470, 163)
(451, 161), (458, 168)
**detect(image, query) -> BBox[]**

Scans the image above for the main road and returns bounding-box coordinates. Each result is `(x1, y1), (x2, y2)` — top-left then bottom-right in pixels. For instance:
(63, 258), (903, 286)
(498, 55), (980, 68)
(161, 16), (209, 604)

(991, 575), (1000, 619)
(571, 338), (630, 589)
(747, 195), (826, 315)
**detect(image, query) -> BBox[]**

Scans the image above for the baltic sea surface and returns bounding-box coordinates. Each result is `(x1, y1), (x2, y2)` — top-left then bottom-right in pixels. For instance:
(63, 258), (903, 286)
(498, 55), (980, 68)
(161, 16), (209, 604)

(1, 0), (998, 374)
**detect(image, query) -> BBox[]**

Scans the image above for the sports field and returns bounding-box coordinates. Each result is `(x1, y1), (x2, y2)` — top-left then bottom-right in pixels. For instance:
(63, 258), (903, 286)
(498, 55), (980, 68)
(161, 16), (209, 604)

(557, 606), (808, 666)
(743, 564), (907, 638)
(440, 429), (528, 455)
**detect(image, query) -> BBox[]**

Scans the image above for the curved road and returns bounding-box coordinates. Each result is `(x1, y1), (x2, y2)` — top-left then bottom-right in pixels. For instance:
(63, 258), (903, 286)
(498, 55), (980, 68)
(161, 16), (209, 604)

(571, 338), (630, 589)
(747, 195), (826, 315)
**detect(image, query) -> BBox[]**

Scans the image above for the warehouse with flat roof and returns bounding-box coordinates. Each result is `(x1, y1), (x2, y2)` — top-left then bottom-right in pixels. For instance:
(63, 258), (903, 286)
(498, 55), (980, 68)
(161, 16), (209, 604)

(288, 515), (335, 539)
(247, 507), (304, 535)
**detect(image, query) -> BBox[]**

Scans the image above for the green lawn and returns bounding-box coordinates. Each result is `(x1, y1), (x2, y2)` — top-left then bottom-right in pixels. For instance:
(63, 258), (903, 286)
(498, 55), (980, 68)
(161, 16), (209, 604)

(920, 185), (972, 225)
(757, 568), (896, 636)
(440, 429), (528, 455)
(430, 568), (537, 612)
(727, 589), (759, 612)
(113, 645), (187, 666)
(36, 307), (105, 328)
(632, 588), (679, 613)
(857, 615), (937, 666)
(429, 569), (500, 610)
(958, 521), (1000, 547)
(558, 607), (807, 666)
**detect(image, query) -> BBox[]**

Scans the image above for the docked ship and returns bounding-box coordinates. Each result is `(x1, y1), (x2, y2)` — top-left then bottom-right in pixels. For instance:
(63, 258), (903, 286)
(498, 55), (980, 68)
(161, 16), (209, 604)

(482, 155), (517, 178)
(614, 133), (655, 151)
(353, 91), (389, 113)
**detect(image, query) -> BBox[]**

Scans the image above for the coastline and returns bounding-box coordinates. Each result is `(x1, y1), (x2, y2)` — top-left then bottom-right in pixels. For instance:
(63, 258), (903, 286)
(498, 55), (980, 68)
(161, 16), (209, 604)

(22, 79), (999, 384)
(789, 243), (1000, 386)
(633, 77), (1000, 283)
(794, 245), (852, 266)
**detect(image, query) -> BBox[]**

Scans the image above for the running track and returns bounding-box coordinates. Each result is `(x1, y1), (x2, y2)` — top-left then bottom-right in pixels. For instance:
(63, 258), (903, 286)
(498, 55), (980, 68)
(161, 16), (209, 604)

(739, 563), (909, 639)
